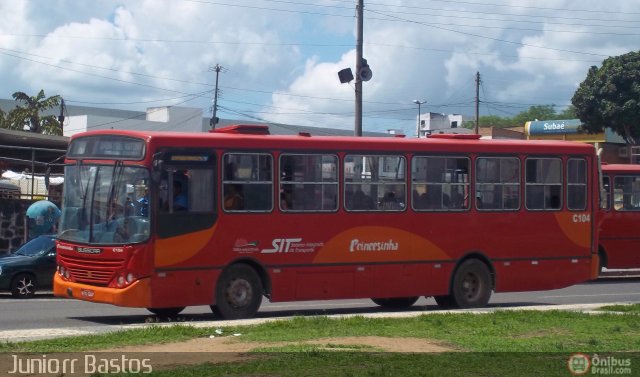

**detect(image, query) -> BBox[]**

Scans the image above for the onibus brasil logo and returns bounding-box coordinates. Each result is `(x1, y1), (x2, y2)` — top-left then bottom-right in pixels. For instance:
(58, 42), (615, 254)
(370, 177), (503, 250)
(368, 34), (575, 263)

(568, 353), (632, 375)
(568, 353), (591, 375)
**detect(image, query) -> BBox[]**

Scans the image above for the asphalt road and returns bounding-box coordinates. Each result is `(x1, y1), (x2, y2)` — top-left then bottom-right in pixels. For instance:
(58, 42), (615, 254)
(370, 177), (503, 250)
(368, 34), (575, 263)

(0, 277), (638, 334)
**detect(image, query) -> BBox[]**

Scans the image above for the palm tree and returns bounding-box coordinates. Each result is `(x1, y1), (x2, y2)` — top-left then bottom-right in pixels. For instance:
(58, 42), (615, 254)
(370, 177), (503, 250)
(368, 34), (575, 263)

(10, 90), (62, 135)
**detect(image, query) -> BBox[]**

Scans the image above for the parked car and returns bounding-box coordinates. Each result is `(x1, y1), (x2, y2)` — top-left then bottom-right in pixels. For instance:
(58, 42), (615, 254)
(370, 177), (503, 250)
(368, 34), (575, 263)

(0, 235), (57, 297)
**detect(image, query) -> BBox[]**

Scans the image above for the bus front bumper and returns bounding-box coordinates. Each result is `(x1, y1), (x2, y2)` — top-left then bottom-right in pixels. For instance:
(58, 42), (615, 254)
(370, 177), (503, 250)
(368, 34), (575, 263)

(53, 274), (151, 308)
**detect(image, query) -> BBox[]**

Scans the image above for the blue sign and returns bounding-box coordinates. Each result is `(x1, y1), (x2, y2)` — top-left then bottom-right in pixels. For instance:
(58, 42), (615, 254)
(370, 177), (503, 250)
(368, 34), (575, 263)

(527, 119), (583, 135)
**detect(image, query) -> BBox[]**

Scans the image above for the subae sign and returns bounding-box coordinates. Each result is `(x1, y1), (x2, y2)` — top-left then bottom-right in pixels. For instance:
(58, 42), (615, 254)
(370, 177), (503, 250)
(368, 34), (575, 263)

(526, 119), (583, 135)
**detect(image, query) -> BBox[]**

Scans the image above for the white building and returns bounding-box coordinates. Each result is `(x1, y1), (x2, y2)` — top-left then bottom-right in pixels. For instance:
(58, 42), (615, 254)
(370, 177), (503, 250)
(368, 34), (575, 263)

(416, 112), (466, 138)
(65, 106), (205, 136)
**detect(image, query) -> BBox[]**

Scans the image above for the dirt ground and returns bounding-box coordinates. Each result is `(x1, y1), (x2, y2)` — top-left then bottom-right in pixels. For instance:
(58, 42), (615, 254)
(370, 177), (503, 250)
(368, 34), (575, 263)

(105, 335), (456, 369)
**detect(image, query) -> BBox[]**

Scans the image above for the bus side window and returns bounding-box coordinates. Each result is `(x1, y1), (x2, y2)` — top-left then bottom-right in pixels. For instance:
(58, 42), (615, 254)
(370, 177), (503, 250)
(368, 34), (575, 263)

(223, 153), (273, 212)
(602, 176), (610, 210)
(525, 158), (562, 210)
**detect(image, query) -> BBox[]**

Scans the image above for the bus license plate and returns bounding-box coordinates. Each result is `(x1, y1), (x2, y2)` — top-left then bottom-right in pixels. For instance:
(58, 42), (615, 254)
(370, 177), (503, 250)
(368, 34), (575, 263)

(81, 289), (95, 298)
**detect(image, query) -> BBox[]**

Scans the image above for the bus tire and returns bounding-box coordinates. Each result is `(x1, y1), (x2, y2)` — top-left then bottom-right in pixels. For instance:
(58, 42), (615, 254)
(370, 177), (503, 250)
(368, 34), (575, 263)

(450, 259), (492, 308)
(146, 307), (185, 317)
(213, 264), (263, 319)
(11, 273), (37, 298)
(371, 296), (419, 308)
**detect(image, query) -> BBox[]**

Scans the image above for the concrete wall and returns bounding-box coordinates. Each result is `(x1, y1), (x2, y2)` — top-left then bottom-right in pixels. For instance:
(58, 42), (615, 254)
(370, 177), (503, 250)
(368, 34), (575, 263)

(0, 199), (31, 255)
(0, 198), (61, 255)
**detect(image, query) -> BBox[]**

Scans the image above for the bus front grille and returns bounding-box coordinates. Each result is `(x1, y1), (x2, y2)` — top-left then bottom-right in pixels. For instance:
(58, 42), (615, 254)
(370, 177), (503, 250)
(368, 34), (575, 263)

(59, 255), (125, 286)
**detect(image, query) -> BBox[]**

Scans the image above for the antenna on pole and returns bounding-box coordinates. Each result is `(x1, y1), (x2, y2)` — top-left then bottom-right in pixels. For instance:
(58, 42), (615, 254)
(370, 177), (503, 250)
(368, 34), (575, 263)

(209, 64), (223, 129)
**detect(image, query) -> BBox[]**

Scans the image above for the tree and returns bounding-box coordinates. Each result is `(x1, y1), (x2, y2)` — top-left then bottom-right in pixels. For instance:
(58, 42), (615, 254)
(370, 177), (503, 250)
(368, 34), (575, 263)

(572, 51), (640, 144)
(512, 105), (558, 126)
(9, 90), (62, 135)
(557, 105), (577, 120)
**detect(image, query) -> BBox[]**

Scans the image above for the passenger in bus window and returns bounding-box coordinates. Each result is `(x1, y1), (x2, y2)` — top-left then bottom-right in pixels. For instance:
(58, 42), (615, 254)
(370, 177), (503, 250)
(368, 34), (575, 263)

(224, 184), (244, 210)
(173, 181), (188, 211)
(380, 191), (401, 210)
(350, 190), (375, 210)
(280, 191), (290, 210)
(137, 188), (149, 216)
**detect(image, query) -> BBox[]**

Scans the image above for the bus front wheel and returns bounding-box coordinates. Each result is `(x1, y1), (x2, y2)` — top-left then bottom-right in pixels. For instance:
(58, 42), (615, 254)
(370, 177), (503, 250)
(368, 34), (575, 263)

(371, 296), (419, 308)
(449, 259), (492, 308)
(212, 264), (263, 320)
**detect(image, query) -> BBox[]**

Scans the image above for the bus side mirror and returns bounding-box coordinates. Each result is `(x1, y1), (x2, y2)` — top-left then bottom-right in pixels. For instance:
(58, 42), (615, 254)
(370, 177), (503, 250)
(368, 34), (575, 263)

(152, 153), (165, 183)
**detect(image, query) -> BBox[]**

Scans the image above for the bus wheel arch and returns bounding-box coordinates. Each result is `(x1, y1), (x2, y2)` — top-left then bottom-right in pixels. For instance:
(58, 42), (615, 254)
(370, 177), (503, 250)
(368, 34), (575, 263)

(211, 261), (265, 319)
(371, 296), (419, 309)
(436, 252), (494, 309)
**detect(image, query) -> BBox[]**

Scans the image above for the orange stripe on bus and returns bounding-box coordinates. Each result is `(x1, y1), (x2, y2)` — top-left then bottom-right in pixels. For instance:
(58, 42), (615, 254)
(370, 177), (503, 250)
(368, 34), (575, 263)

(314, 226), (450, 263)
(553, 212), (591, 249)
(155, 225), (217, 267)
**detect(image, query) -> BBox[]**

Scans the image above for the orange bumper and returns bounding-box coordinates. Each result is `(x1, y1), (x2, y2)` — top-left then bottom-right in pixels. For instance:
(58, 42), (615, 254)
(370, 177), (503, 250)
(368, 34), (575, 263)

(53, 274), (151, 308)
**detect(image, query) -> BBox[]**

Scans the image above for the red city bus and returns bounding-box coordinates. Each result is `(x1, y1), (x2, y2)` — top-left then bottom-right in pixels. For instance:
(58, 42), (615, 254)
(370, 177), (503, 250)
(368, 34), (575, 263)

(54, 126), (600, 319)
(599, 163), (640, 271)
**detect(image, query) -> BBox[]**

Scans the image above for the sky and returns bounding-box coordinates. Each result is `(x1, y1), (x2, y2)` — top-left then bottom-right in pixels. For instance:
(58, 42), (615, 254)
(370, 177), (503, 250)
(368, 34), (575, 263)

(0, 0), (638, 136)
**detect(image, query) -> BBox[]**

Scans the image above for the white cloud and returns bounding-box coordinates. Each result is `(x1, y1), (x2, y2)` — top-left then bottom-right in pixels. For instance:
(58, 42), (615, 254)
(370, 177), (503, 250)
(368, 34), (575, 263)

(0, 0), (638, 135)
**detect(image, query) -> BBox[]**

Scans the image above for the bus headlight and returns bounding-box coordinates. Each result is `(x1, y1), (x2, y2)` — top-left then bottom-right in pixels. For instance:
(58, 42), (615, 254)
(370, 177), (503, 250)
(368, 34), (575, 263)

(126, 273), (135, 283)
(58, 266), (70, 279)
(117, 275), (126, 287)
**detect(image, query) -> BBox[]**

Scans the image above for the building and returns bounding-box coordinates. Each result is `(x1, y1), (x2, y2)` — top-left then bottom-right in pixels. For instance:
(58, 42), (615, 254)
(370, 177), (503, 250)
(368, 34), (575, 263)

(416, 112), (466, 138)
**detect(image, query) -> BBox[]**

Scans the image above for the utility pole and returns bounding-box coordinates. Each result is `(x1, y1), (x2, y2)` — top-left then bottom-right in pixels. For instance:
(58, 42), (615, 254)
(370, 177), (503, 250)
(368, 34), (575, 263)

(475, 71), (480, 135)
(210, 64), (222, 129)
(355, 0), (364, 136)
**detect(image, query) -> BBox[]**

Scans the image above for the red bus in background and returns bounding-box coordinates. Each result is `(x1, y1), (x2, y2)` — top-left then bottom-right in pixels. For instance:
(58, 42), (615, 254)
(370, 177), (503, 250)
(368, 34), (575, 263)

(599, 164), (640, 271)
(54, 126), (600, 319)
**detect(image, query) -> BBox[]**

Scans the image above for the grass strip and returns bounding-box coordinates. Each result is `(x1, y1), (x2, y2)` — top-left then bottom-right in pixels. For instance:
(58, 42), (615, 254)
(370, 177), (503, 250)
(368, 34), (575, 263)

(1, 310), (638, 353)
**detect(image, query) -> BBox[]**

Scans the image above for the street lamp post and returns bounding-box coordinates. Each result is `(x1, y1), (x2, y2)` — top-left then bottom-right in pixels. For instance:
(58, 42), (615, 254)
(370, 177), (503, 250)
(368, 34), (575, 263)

(413, 100), (426, 137)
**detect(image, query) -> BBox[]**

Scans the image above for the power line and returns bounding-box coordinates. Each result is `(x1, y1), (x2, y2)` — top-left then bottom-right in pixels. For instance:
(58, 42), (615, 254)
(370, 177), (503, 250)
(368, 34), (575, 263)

(366, 9), (612, 58)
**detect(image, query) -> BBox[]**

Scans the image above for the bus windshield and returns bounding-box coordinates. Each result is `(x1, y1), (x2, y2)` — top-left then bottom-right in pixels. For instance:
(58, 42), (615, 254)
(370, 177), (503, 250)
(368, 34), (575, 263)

(58, 163), (151, 245)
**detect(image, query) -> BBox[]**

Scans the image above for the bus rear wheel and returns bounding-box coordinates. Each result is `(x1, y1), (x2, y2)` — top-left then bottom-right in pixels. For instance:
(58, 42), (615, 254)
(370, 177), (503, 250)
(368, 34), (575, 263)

(371, 296), (419, 308)
(212, 264), (263, 320)
(449, 259), (492, 308)
(146, 307), (185, 317)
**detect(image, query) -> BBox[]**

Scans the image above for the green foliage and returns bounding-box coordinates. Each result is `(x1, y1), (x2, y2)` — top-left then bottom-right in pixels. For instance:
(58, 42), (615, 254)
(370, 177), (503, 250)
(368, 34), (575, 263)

(465, 105), (572, 130)
(1, 89), (63, 135)
(572, 50), (640, 144)
(512, 105), (558, 127)
(557, 105), (577, 120)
